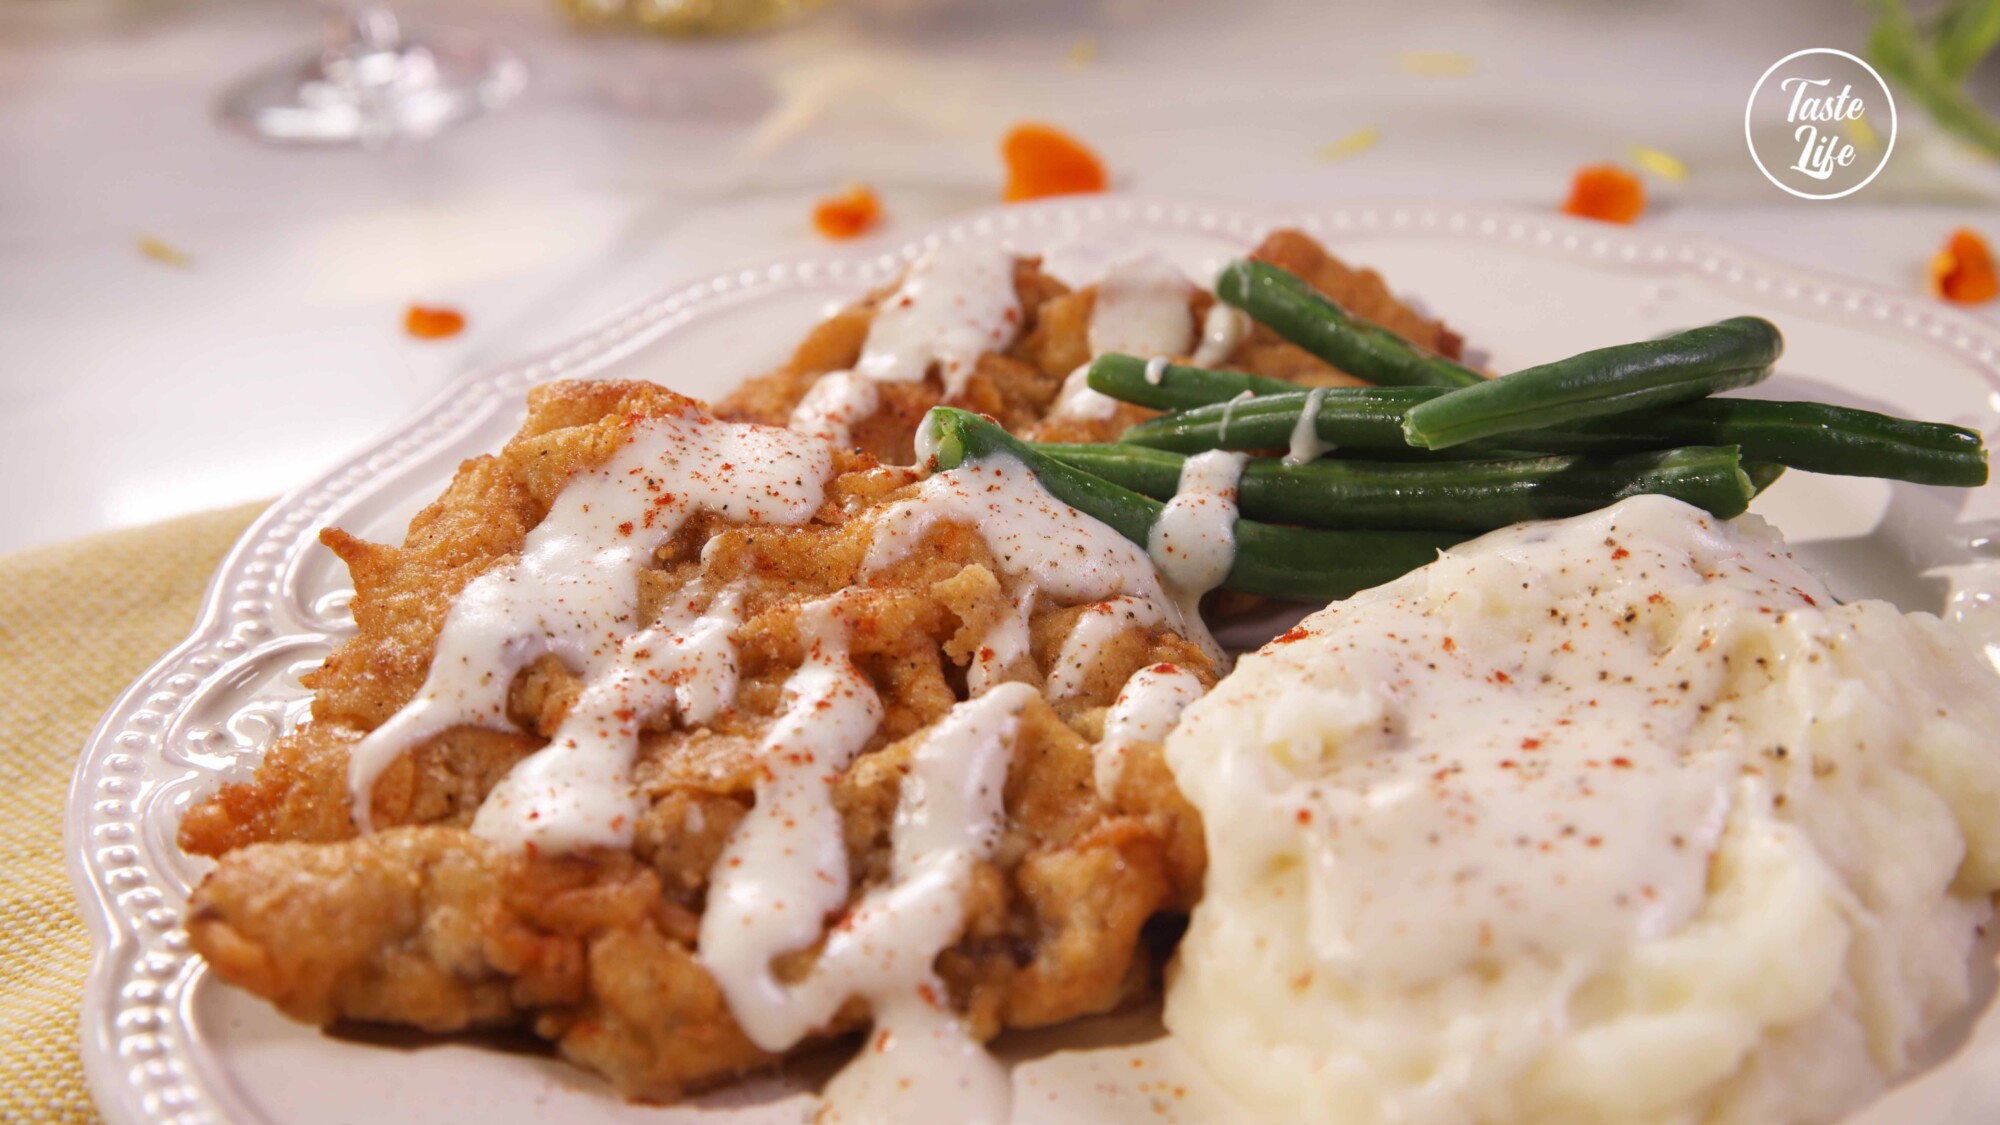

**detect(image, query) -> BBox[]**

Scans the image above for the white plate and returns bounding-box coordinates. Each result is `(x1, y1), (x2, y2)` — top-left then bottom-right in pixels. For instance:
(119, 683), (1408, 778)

(68, 197), (2000, 1125)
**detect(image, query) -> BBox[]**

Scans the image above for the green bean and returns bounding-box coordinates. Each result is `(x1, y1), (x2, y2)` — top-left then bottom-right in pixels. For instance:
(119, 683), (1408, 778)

(1745, 462), (1787, 495)
(1085, 353), (1299, 412)
(1214, 259), (1485, 388)
(1122, 390), (1986, 486)
(1036, 443), (1756, 530)
(1557, 399), (1989, 485)
(921, 408), (1463, 602)
(1402, 317), (1783, 450)
(1120, 387), (1450, 454)
(1621, 399), (1987, 486)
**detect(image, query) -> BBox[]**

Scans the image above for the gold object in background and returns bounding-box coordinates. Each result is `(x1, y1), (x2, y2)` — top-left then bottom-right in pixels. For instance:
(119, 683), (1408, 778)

(557, 0), (832, 35)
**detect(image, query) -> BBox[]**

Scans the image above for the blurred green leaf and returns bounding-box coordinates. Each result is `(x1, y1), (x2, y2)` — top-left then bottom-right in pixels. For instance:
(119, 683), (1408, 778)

(1866, 0), (2000, 158)
(1933, 0), (2000, 81)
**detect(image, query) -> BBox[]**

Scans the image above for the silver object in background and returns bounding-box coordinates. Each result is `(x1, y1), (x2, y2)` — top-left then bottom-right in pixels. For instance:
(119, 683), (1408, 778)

(217, 3), (526, 146)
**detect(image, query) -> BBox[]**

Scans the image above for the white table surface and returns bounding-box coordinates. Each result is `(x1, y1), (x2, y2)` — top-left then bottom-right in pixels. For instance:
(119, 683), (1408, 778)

(2, 0), (1996, 554)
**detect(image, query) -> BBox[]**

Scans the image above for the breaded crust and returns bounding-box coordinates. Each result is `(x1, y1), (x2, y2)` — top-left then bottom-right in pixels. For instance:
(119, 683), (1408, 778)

(181, 231), (1460, 1102)
(719, 230), (1469, 455)
(182, 380), (1212, 1101)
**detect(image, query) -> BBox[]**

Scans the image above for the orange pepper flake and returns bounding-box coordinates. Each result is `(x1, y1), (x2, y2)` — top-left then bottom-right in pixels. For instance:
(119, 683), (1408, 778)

(811, 184), (883, 241)
(1001, 122), (1108, 202)
(1562, 164), (1646, 225)
(1930, 227), (1999, 306)
(404, 304), (466, 340)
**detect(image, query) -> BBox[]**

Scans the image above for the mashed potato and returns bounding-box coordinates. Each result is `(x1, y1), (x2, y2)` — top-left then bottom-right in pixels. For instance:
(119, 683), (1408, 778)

(1165, 495), (2000, 1125)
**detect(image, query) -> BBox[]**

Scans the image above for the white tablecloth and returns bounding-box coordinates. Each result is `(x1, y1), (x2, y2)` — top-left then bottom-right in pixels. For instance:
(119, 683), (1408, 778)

(2, 0), (1995, 552)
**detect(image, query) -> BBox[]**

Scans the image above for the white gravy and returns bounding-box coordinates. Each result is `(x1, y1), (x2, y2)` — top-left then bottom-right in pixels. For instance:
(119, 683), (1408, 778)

(1045, 595), (1167, 700)
(345, 408), (832, 848)
(1190, 304), (1252, 368)
(1086, 254), (1196, 359)
(702, 678), (1038, 1125)
(1284, 386), (1334, 465)
(1051, 255), (1199, 422)
(866, 454), (1188, 623)
(789, 245), (1024, 448)
(967, 584), (1037, 695)
(1147, 450), (1246, 629)
(1216, 389), (1256, 444)
(1050, 363), (1122, 423)
(1095, 661), (1205, 799)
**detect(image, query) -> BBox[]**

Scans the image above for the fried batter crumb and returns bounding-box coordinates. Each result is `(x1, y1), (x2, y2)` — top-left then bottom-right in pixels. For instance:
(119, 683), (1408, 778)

(721, 230), (1467, 456)
(183, 380), (1212, 1101)
(182, 229), (1463, 1103)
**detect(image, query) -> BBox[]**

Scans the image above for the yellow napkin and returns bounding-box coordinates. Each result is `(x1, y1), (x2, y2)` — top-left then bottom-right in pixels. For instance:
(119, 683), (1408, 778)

(0, 502), (269, 1125)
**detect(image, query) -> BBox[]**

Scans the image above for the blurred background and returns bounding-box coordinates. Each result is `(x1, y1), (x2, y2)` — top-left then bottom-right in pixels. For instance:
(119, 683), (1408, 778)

(3, 0), (1997, 553)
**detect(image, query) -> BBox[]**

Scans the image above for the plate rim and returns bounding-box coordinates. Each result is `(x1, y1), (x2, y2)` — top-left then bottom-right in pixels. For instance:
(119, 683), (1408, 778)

(66, 194), (2000, 1125)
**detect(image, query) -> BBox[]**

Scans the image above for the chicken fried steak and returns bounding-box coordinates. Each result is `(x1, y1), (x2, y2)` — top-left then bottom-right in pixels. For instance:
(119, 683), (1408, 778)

(718, 228), (1466, 457)
(180, 229), (1458, 1112)
(182, 380), (1213, 1104)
